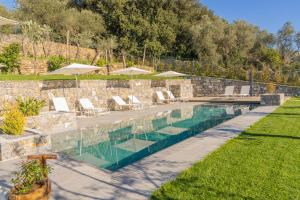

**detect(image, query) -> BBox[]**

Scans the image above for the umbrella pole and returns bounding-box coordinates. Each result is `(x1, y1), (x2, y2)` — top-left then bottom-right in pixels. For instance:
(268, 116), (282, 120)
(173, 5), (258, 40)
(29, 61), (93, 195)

(75, 74), (81, 114)
(131, 73), (133, 104)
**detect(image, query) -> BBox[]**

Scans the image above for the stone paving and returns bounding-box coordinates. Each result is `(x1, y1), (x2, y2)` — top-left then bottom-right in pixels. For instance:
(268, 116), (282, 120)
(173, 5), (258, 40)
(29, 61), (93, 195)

(0, 105), (278, 200)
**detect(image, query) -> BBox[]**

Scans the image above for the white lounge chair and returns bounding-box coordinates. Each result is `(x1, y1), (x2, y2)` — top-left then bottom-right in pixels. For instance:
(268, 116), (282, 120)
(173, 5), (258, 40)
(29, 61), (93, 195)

(166, 90), (179, 102)
(238, 85), (250, 97)
(155, 91), (169, 104)
(112, 96), (134, 110)
(221, 86), (234, 97)
(52, 97), (70, 112)
(128, 95), (143, 109)
(79, 98), (109, 116)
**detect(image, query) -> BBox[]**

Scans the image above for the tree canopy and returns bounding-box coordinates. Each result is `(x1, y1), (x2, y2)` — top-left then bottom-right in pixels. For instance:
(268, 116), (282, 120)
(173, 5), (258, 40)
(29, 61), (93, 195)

(0, 0), (298, 84)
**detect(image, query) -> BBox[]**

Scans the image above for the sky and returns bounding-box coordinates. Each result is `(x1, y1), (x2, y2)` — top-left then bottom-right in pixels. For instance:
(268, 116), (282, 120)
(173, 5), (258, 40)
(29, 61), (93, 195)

(201, 0), (300, 33)
(0, 0), (300, 33)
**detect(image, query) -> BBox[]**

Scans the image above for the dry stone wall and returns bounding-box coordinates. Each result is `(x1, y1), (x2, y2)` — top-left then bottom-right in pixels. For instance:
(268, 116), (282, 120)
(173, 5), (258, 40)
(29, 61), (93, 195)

(192, 76), (300, 97)
(0, 79), (193, 111)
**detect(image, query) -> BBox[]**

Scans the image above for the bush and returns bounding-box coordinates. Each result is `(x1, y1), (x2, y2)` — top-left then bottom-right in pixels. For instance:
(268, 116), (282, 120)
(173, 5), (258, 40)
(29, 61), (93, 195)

(1, 104), (26, 135)
(0, 43), (21, 73)
(16, 97), (46, 117)
(126, 60), (135, 67)
(96, 58), (107, 67)
(47, 55), (65, 71)
(11, 160), (52, 195)
(266, 82), (276, 93)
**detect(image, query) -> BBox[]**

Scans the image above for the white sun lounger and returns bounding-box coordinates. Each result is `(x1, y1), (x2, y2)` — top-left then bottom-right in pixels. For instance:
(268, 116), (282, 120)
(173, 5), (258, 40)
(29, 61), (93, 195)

(155, 91), (169, 104)
(112, 96), (134, 110)
(79, 98), (109, 116)
(128, 95), (143, 109)
(166, 90), (179, 102)
(52, 97), (70, 112)
(238, 85), (250, 97)
(221, 86), (234, 97)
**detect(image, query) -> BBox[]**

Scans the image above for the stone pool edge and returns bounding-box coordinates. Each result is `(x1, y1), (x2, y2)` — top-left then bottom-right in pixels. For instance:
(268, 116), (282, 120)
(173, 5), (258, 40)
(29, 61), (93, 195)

(0, 105), (279, 200)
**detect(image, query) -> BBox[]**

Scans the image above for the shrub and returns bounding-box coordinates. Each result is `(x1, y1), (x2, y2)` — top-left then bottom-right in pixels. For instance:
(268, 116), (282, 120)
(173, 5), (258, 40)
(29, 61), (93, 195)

(96, 58), (107, 67)
(0, 43), (21, 73)
(266, 82), (276, 93)
(1, 104), (26, 135)
(126, 60), (135, 67)
(16, 97), (46, 117)
(11, 160), (52, 195)
(47, 55), (65, 71)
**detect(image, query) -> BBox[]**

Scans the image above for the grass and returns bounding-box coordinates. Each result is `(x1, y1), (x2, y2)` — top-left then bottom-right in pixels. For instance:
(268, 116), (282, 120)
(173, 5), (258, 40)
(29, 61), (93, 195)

(151, 98), (300, 200)
(0, 74), (182, 81)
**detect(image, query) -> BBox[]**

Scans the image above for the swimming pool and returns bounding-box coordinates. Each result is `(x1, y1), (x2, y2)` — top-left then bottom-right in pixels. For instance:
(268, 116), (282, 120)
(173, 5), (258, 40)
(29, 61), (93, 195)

(52, 104), (255, 171)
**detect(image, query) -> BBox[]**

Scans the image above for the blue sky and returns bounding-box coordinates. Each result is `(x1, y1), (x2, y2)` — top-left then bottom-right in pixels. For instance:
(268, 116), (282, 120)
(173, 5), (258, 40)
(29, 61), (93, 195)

(0, 0), (299, 33)
(201, 0), (300, 33)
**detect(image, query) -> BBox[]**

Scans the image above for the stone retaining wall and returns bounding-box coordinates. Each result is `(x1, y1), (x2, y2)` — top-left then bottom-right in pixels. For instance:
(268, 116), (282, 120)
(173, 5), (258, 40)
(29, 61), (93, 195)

(0, 79), (193, 111)
(192, 77), (300, 97)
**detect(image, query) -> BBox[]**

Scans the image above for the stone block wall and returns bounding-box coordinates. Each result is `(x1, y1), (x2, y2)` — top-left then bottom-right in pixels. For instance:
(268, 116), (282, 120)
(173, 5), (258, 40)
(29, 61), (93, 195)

(0, 79), (193, 111)
(192, 76), (300, 97)
(0, 132), (50, 161)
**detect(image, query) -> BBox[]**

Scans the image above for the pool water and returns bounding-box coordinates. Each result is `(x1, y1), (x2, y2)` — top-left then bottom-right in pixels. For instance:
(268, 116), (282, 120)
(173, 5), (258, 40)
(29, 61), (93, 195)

(56, 104), (255, 171)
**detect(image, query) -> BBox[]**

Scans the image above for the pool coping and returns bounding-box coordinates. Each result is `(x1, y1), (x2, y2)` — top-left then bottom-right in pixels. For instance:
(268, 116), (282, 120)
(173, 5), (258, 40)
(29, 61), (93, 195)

(0, 105), (278, 200)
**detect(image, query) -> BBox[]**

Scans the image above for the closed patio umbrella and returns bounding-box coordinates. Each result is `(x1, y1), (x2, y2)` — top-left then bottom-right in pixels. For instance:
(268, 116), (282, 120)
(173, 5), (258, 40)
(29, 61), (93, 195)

(154, 71), (187, 77)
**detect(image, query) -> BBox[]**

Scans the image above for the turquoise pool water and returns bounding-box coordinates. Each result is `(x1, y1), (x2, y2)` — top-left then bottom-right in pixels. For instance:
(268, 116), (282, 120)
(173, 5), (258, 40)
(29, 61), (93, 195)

(56, 104), (255, 171)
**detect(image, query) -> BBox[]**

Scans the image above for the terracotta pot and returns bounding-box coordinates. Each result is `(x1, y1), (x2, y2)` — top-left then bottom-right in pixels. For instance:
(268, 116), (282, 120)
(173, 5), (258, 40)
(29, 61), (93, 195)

(8, 179), (51, 200)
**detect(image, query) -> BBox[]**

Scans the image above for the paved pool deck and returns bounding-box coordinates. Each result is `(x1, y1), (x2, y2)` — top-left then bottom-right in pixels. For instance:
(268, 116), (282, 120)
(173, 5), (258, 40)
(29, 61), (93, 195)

(0, 104), (278, 200)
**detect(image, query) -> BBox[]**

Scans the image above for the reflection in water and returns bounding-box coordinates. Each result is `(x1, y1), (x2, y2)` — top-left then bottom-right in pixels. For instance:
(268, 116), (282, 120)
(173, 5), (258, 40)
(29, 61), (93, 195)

(52, 104), (256, 171)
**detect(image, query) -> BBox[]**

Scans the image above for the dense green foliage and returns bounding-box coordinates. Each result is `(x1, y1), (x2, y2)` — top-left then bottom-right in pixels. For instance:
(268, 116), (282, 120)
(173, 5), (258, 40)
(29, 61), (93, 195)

(1, 104), (25, 135)
(11, 160), (52, 195)
(0, 43), (21, 72)
(152, 99), (300, 199)
(0, 0), (298, 84)
(16, 97), (46, 117)
(47, 55), (66, 71)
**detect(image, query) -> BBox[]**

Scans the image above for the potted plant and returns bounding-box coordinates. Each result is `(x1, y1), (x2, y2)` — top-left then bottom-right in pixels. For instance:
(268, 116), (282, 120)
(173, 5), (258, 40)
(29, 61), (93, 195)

(8, 154), (56, 200)
(266, 82), (276, 94)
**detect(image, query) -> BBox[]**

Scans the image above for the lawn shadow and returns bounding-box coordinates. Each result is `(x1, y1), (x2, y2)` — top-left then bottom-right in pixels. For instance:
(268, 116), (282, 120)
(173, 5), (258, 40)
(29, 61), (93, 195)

(269, 113), (300, 117)
(241, 132), (300, 140)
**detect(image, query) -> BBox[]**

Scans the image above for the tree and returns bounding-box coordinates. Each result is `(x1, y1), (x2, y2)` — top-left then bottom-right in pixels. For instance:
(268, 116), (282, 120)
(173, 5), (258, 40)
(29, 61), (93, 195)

(63, 8), (105, 58)
(21, 20), (44, 73)
(295, 32), (300, 51)
(277, 22), (295, 64)
(0, 43), (21, 73)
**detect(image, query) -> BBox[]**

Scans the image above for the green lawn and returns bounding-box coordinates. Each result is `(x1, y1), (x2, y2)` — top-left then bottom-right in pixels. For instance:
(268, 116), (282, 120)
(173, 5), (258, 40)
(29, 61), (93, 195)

(152, 98), (300, 200)
(0, 74), (182, 81)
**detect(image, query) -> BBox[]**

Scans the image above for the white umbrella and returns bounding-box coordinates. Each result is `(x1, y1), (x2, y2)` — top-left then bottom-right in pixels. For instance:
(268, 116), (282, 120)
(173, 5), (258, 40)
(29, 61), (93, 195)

(48, 63), (101, 99)
(111, 67), (151, 103)
(111, 67), (151, 75)
(154, 71), (187, 77)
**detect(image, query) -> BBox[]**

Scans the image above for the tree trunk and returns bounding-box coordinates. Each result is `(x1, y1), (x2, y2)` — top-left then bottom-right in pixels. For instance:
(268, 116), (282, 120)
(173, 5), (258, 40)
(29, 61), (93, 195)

(66, 30), (70, 59)
(75, 43), (80, 59)
(105, 49), (108, 63)
(21, 37), (26, 56)
(122, 50), (126, 68)
(42, 42), (47, 57)
(106, 64), (110, 75)
(109, 49), (113, 63)
(142, 44), (146, 66)
(32, 42), (38, 74)
(91, 49), (101, 65)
